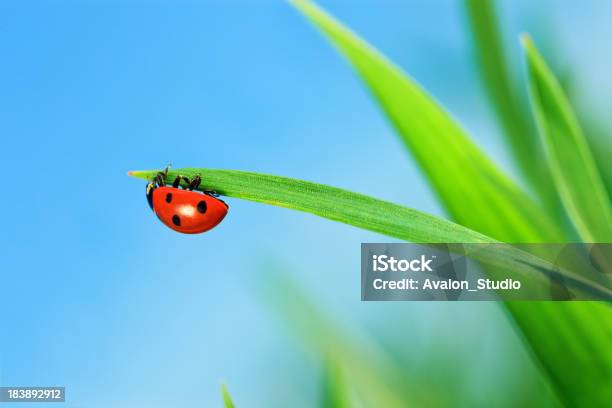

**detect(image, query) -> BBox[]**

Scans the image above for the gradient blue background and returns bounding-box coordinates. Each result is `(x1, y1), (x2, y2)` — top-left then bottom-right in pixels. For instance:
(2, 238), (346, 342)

(1, 1), (611, 406)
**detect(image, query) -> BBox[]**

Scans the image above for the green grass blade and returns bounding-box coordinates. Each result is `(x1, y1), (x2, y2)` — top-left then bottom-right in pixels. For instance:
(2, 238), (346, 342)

(584, 126), (612, 200)
(221, 383), (235, 408)
(128, 168), (611, 300)
(322, 359), (352, 408)
(463, 0), (562, 220)
(289, 0), (563, 243)
(507, 302), (612, 407)
(522, 35), (612, 242)
(577, 116), (612, 201)
(130, 167), (495, 244)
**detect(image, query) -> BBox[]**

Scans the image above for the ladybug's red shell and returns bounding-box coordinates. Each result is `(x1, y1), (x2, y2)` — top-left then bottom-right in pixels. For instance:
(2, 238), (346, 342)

(149, 186), (228, 234)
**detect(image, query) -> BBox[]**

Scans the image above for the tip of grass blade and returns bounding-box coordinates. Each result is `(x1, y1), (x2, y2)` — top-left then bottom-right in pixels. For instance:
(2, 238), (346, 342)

(519, 33), (546, 75)
(221, 383), (235, 408)
(519, 33), (541, 63)
(127, 170), (155, 181)
(519, 32), (532, 48)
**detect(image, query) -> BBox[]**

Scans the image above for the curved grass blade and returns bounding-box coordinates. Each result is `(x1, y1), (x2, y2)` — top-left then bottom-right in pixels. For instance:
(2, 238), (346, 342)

(289, 0), (563, 243)
(463, 0), (562, 222)
(522, 35), (612, 243)
(128, 168), (611, 300)
(130, 168), (496, 244)
(221, 383), (235, 408)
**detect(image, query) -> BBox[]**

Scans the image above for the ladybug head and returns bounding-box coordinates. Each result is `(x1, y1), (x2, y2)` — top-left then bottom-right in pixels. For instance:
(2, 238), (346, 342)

(146, 182), (155, 210)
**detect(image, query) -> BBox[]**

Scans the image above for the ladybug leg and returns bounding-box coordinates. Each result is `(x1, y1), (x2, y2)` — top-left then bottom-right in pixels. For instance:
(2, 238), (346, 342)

(153, 171), (166, 187)
(153, 164), (171, 187)
(171, 174), (201, 190)
(151, 165), (170, 187)
(187, 175), (201, 191)
(172, 175), (185, 188)
(172, 175), (191, 189)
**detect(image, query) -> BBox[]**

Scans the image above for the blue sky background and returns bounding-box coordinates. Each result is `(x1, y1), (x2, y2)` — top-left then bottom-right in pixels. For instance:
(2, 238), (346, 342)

(1, 1), (611, 406)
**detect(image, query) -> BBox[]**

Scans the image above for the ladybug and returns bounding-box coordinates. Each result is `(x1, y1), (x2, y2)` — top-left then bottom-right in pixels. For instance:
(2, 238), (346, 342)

(146, 167), (228, 234)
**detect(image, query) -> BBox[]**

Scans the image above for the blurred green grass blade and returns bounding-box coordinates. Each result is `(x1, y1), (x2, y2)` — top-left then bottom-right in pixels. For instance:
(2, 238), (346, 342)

(322, 360), (352, 408)
(289, 0), (563, 243)
(463, 0), (562, 221)
(562, 79), (612, 200)
(129, 168), (611, 300)
(580, 119), (612, 199)
(508, 302), (612, 407)
(256, 264), (445, 407)
(522, 35), (612, 242)
(221, 384), (235, 408)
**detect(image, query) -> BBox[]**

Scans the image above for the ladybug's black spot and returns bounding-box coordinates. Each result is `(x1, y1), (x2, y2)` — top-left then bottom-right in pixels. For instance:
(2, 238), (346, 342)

(172, 215), (181, 226)
(197, 200), (207, 214)
(165, 193), (173, 203)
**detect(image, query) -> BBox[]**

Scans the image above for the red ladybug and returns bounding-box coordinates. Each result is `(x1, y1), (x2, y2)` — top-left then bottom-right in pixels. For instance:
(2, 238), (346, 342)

(146, 167), (228, 234)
